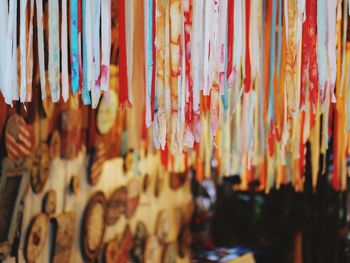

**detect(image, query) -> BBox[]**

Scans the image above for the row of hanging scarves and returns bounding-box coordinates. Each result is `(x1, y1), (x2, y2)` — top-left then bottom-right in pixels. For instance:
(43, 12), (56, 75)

(145, 0), (350, 193)
(0, 0), (132, 109)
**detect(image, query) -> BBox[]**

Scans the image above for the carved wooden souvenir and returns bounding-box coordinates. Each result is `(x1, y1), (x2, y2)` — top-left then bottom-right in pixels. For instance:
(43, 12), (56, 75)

(143, 174), (150, 193)
(126, 178), (140, 218)
(42, 189), (57, 215)
(5, 114), (35, 160)
(60, 109), (82, 159)
(177, 227), (191, 258)
(144, 236), (162, 263)
(106, 186), (127, 225)
(25, 213), (49, 263)
(30, 143), (50, 194)
(82, 192), (107, 262)
(169, 171), (187, 190)
(162, 243), (177, 263)
(155, 210), (170, 244)
(0, 158), (30, 257)
(88, 141), (107, 185)
(123, 149), (134, 173)
(97, 90), (118, 135)
(130, 221), (148, 263)
(70, 175), (80, 194)
(104, 225), (133, 263)
(49, 130), (61, 160)
(154, 168), (164, 198)
(52, 212), (75, 263)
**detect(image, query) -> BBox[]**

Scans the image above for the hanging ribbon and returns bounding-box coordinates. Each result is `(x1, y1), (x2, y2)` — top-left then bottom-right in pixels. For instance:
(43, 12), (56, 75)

(100, 0), (111, 91)
(118, 0), (131, 108)
(49, 0), (60, 102)
(62, 0), (70, 102)
(19, 0), (27, 102)
(71, 0), (80, 94)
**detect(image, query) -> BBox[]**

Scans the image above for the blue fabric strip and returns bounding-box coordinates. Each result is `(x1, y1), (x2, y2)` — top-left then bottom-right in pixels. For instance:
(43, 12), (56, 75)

(71, 0), (79, 93)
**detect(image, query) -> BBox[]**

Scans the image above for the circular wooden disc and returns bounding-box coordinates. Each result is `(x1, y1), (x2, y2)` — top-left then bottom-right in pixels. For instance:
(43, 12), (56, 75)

(155, 210), (170, 244)
(30, 143), (50, 194)
(5, 114), (35, 160)
(25, 213), (49, 263)
(144, 236), (162, 263)
(162, 243), (177, 263)
(82, 192), (107, 261)
(126, 179), (140, 218)
(106, 186), (127, 225)
(49, 130), (61, 160)
(42, 189), (56, 216)
(96, 90), (118, 135)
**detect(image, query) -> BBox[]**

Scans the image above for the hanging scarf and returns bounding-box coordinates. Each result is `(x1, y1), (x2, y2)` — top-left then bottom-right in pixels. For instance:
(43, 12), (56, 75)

(62, 0), (70, 102)
(36, 0), (46, 99)
(227, 0), (234, 88)
(244, 0), (252, 93)
(49, 0), (60, 102)
(119, 0), (131, 108)
(25, 0), (34, 102)
(19, 0), (27, 102)
(100, 0), (111, 91)
(327, 0), (337, 103)
(71, 0), (80, 93)
(82, 0), (92, 105)
(91, 0), (101, 108)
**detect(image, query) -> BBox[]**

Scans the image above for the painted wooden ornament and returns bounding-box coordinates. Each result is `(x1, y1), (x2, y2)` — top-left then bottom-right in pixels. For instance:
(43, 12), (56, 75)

(96, 89), (118, 135)
(104, 225), (133, 263)
(144, 236), (162, 263)
(126, 178), (140, 218)
(88, 141), (107, 186)
(82, 191), (107, 262)
(155, 210), (170, 244)
(106, 186), (127, 225)
(5, 114), (35, 160)
(30, 143), (50, 194)
(60, 109), (82, 159)
(42, 189), (56, 215)
(162, 243), (177, 263)
(52, 212), (75, 263)
(25, 213), (49, 263)
(70, 175), (80, 194)
(49, 130), (61, 160)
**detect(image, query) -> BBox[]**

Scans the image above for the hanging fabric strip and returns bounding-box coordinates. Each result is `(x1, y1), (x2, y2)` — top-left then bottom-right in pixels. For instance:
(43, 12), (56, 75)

(49, 0), (60, 102)
(82, 0), (92, 105)
(308, 0), (318, 116)
(145, 0), (152, 127)
(250, 0), (260, 82)
(62, 0), (70, 102)
(100, 0), (111, 91)
(36, 0), (46, 99)
(156, 0), (167, 149)
(327, 0), (337, 103)
(19, 0), (27, 102)
(125, 0), (134, 105)
(0, 0), (7, 94)
(233, 0), (242, 82)
(11, 0), (18, 102)
(4, 0), (14, 105)
(218, 0), (228, 96)
(169, 0), (182, 153)
(202, 1), (210, 95)
(151, 0), (157, 122)
(91, 0), (101, 108)
(78, 0), (84, 92)
(317, 0), (328, 104)
(118, 0), (131, 108)
(244, 0), (251, 93)
(227, 0), (234, 88)
(71, 0), (80, 93)
(191, 0), (203, 115)
(340, 0), (348, 96)
(25, 0), (34, 102)
(184, 0), (194, 148)
(267, 0), (277, 131)
(300, 0), (309, 110)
